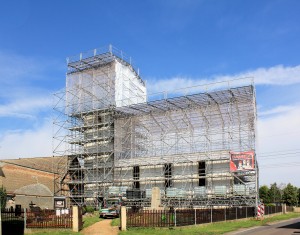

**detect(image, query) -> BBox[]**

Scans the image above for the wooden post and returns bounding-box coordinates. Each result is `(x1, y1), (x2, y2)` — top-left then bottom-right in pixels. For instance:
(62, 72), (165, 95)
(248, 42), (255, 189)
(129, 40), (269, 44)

(120, 206), (127, 231)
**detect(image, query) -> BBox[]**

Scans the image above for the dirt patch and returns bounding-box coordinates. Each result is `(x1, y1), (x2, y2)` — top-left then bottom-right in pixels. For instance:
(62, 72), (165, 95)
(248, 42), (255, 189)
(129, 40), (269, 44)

(81, 219), (119, 235)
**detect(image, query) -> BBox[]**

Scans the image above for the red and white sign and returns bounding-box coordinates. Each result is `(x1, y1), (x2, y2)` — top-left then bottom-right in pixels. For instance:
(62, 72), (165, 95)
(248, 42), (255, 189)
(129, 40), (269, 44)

(257, 203), (265, 218)
(230, 151), (255, 172)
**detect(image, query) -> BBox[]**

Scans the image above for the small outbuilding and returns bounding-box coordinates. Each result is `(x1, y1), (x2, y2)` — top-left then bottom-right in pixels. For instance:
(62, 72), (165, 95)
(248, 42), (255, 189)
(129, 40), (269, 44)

(0, 156), (67, 209)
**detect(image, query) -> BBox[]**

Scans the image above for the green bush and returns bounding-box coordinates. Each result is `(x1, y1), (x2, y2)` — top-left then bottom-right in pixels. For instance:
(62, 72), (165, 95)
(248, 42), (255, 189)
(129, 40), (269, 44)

(85, 205), (95, 213)
(0, 186), (7, 209)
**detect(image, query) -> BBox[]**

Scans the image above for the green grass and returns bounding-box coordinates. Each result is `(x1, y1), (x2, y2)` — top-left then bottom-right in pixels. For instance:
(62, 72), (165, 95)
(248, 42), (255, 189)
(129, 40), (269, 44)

(26, 229), (80, 235)
(82, 211), (102, 229)
(112, 218), (120, 227)
(120, 212), (300, 235)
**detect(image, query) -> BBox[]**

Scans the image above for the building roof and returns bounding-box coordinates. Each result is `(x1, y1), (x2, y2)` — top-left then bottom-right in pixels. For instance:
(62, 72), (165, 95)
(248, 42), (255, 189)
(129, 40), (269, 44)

(0, 156), (67, 174)
(0, 167), (4, 177)
(67, 50), (145, 86)
(116, 85), (254, 117)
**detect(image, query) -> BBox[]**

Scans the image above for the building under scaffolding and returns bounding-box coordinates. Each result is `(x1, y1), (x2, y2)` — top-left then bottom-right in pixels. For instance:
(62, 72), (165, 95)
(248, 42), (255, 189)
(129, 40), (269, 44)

(53, 45), (258, 208)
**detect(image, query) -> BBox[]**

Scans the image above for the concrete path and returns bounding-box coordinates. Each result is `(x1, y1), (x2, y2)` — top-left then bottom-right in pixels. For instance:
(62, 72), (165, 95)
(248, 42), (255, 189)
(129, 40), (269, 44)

(227, 217), (300, 235)
(81, 219), (119, 235)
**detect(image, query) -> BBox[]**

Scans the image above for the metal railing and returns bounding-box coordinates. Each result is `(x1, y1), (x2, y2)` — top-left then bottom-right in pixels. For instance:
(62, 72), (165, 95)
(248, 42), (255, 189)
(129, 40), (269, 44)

(264, 205), (282, 215)
(1, 208), (25, 235)
(127, 207), (256, 227)
(0, 208), (73, 234)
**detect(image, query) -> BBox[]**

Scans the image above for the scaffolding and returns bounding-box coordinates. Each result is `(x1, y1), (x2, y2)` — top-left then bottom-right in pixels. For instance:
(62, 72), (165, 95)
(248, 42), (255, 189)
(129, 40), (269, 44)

(53, 45), (258, 208)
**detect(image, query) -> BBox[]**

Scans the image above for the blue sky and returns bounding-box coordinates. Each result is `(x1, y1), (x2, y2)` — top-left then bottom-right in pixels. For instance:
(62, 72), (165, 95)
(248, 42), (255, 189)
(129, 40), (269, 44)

(0, 0), (300, 186)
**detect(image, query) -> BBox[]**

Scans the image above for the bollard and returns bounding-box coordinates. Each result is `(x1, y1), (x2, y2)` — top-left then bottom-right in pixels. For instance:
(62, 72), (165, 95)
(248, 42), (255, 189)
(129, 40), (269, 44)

(174, 209), (177, 227)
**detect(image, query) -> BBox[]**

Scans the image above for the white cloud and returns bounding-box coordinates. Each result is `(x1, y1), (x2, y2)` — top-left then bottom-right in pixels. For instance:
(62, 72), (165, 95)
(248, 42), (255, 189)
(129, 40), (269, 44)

(147, 64), (300, 94)
(257, 104), (300, 186)
(258, 104), (298, 117)
(0, 119), (53, 159)
(0, 50), (62, 120)
(0, 96), (52, 119)
(0, 51), (62, 158)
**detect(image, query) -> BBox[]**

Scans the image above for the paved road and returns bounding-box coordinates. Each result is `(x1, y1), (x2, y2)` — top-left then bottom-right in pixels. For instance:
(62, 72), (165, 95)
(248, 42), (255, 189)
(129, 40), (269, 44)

(230, 218), (300, 235)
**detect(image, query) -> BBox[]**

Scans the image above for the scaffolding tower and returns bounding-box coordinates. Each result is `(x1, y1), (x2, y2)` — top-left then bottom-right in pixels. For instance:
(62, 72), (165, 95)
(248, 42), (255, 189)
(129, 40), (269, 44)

(53, 45), (258, 208)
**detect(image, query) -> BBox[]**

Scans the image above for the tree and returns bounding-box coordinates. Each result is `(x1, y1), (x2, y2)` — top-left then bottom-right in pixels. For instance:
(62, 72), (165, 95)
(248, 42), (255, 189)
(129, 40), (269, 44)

(282, 183), (298, 206)
(259, 185), (270, 203)
(268, 183), (282, 204)
(0, 186), (7, 209)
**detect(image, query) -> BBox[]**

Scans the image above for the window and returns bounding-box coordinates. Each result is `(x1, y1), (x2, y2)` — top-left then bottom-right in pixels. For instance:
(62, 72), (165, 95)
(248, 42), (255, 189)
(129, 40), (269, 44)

(198, 161), (206, 186)
(133, 166), (140, 189)
(164, 163), (172, 188)
(97, 115), (102, 123)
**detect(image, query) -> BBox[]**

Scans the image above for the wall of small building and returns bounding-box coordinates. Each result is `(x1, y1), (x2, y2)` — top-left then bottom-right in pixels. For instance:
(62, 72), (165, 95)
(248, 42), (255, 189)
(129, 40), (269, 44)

(14, 183), (53, 209)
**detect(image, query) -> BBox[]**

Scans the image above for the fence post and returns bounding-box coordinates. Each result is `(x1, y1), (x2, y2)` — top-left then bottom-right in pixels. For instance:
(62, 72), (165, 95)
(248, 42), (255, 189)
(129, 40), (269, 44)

(210, 207), (212, 223)
(246, 207), (247, 218)
(224, 207), (226, 221)
(236, 207), (237, 220)
(174, 209), (177, 227)
(151, 187), (161, 209)
(120, 206), (127, 231)
(72, 206), (82, 232)
(194, 209), (196, 225)
(282, 204), (286, 214)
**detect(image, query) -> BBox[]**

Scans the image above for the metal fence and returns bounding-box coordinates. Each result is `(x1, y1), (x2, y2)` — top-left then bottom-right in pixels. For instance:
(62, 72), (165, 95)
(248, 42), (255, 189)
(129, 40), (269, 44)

(1, 208), (25, 235)
(127, 207), (256, 227)
(286, 206), (294, 213)
(0, 207), (73, 234)
(26, 208), (72, 228)
(264, 205), (282, 215)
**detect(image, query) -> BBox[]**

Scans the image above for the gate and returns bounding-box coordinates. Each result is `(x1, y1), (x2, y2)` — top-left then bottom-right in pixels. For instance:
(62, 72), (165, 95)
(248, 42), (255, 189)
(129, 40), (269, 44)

(1, 208), (25, 235)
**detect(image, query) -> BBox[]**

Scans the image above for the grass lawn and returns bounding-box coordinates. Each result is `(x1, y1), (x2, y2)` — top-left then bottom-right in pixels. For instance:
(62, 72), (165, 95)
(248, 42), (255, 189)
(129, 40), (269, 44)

(112, 218), (120, 227)
(82, 211), (103, 229)
(120, 212), (300, 235)
(25, 229), (80, 235)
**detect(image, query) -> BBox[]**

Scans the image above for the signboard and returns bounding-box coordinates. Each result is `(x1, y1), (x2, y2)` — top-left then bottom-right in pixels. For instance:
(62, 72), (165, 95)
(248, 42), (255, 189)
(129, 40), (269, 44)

(230, 151), (254, 172)
(257, 203), (265, 218)
(54, 197), (66, 209)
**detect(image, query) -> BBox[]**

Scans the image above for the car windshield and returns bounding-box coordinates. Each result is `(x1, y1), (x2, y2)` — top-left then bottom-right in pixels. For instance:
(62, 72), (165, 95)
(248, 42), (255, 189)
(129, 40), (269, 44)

(106, 200), (119, 207)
